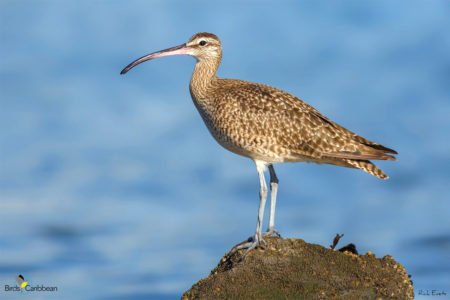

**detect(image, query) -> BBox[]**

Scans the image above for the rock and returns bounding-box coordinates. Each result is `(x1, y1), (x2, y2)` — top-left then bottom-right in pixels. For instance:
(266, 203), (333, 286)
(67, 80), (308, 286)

(182, 237), (414, 299)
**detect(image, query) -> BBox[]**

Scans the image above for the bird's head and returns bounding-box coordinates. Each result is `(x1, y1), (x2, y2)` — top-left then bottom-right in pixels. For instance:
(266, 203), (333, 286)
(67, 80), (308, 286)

(185, 32), (222, 62)
(120, 32), (222, 74)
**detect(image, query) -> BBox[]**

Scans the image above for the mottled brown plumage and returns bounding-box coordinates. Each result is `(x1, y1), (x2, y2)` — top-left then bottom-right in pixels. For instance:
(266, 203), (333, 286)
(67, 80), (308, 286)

(186, 33), (397, 179)
(121, 32), (397, 257)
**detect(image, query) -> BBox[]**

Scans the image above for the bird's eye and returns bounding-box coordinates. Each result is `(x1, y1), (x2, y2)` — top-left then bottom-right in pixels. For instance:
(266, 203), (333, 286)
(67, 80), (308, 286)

(199, 40), (207, 46)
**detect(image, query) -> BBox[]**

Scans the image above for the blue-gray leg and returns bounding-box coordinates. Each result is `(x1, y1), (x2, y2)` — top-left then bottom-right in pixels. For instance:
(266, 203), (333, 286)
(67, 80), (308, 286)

(230, 161), (268, 258)
(263, 164), (281, 237)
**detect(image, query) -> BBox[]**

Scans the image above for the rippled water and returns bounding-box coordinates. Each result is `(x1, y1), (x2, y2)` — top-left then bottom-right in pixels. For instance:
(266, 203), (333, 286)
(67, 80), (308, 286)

(1, 1), (449, 299)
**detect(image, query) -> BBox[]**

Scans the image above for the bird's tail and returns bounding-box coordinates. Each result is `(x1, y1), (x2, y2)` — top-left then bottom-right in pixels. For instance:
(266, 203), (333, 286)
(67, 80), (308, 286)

(345, 159), (389, 179)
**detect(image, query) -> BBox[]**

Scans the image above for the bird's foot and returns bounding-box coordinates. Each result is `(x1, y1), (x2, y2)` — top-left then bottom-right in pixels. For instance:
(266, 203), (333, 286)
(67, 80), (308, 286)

(230, 233), (267, 259)
(262, 227), (281, 237)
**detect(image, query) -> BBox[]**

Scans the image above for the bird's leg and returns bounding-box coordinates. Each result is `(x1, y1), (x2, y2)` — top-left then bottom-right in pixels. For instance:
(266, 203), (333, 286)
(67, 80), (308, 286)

(263, 164), (281, 237)
(230, 161), (268, 257)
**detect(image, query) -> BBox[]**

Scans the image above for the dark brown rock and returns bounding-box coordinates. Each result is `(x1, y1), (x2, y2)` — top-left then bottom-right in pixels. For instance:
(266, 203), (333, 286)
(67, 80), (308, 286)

(182, 237), (413, 300)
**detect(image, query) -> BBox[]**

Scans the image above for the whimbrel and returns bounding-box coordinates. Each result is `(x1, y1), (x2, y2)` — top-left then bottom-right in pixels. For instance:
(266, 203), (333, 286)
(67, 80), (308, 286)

(120, 33), (397, 257)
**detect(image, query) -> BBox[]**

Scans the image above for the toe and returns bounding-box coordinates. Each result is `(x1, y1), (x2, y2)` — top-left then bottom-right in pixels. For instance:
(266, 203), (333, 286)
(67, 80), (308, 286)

(263, 228), (281, 237)
(231, 234), (267, 257)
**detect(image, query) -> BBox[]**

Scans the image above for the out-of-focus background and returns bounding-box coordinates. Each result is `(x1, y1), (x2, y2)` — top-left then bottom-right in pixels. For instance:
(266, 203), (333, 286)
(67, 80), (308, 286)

(1, 1), (449, 299)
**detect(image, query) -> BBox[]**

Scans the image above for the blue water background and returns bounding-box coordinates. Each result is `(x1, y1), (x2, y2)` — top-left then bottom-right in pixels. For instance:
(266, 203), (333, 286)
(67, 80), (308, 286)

(1, 1), (449, 299)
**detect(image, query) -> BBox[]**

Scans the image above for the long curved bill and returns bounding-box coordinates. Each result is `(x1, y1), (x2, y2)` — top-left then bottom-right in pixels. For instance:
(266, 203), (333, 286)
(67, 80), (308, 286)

(120, 43), (189, 74)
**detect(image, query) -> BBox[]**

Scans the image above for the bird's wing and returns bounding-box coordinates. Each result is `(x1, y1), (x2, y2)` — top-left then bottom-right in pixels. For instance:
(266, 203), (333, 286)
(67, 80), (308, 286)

(231, 81), (397, 161)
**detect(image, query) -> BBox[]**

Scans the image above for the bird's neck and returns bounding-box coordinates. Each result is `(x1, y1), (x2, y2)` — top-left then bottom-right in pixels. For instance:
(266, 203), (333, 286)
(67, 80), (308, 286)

(189, 59), (220, 101)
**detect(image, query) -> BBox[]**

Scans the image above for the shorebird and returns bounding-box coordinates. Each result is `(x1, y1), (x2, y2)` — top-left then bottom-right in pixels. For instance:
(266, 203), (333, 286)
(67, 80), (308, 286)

(120, 32), (397, 257)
